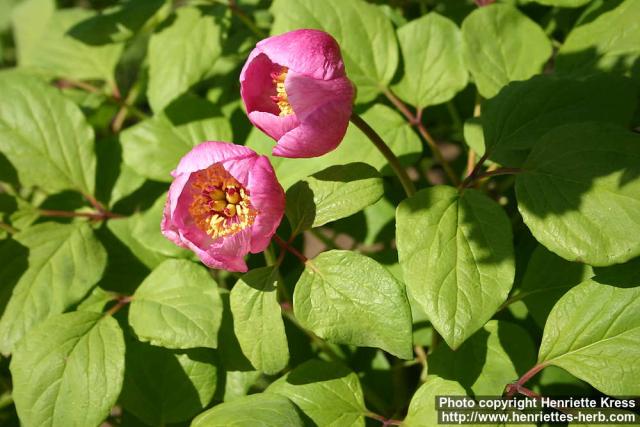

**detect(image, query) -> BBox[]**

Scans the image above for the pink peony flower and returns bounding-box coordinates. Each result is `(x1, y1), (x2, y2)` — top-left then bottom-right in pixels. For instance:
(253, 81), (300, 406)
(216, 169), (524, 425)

(240, 29), (355, 158)
(161, 141), (285, 272)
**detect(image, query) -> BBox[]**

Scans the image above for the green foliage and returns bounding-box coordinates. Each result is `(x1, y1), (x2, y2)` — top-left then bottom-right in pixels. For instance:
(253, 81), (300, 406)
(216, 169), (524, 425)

(230, 266), (289, 374)
(396, 186), (514, 349)
(147, 5), (230, 112)
(11, 311), (125, 427)
(129, 259), (223, 349)
(1, 0), (639, 425)
(0, 222), (106, 354)
(393, 13), (468, 109)
(515, 122), (640, 266)
(0, 73), (96, 194)
(191, 393), (304, 427)
(286, 163), (384, 234)
(461, 4), (552, 98)
(294, 250), (413, 359)
(267, 359), (367, 426)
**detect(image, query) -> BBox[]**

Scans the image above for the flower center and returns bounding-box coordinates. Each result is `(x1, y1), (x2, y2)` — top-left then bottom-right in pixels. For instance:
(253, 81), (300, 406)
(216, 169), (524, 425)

(270, 67), (294, 117)
(188, 164), (257, 239)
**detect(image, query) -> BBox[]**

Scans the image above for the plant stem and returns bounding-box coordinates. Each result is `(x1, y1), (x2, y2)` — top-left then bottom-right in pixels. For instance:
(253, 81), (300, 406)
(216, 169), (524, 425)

(104, 295), (132, 317)
(0, 221), (18, 235)
(382, 88), (460, 185)
(505, 363), (548, 398)
(39, 209), (123, 220)
(350, 113), (416, 197)
(273, 234), (307, 263)
(461, 167), (523, 188)
(228, 0), (266, 38)
(365, 412), (403, 426)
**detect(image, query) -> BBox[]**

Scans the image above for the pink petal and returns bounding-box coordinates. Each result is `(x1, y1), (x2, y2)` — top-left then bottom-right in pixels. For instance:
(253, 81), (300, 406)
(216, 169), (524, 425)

(273, 93), (353, 158)
(247, 111), (300, 141)
(256, 29), (345, 81)
(246, 156), (286, 253)
(240, 51), (280, 116)
(173, 141), (256, 176)
(285, 71), (354, 120)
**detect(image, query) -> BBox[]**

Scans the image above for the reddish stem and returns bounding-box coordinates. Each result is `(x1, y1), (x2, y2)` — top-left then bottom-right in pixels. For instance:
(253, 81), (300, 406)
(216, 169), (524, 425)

(505, 363), (547, 398)
(382, 88), (459, 185)
(461, 167), (522, 189)
(40, 209), (124, 220)
(365, 412), (403, 426)
(82, 193), (106, 213)
(104, 295), (132, 317)
(272, 235), (308, 263)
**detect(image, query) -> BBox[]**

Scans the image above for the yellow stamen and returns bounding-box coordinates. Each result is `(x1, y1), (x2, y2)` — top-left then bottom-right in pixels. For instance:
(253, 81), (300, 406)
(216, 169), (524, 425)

(273, 67), (294, 117)
(188, 164), (257, 239)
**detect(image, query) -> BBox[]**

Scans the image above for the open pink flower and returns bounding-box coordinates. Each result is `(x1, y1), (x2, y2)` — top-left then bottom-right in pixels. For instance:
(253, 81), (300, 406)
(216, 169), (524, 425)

(161, 141), (285, 272)
(240, 29), (354, 158)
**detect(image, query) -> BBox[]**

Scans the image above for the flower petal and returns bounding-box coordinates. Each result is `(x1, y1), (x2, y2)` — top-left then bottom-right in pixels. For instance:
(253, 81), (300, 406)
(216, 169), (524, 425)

(256, 29), (345, 80)
(240, 51), (280, 115)
(246, 156), (286, 253)
(285, 70), (354, 120)
(173, 141), (256, 176)
(273, 95), (353, 158)
(247, 110), (300, 141)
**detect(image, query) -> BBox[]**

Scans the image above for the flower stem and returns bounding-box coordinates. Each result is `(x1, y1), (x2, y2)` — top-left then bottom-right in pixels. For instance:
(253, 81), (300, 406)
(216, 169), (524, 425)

(0, 221), (18, 235)
(104, 295), (132, 317)
(382, 88), (460, 186)
(365, 412), (403, 426)
(272, 234), (307, 263)
(39, 209), (123, 220)
(228, 0), (266, 38)
(461, 167), (523, 189)
(350, 113), (416, 198)
(505, 363), (548, 398)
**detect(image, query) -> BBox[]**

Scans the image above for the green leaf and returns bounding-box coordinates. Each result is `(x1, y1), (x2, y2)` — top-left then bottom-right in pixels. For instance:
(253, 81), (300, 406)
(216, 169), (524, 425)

(270, 0), (398, 103)
(461, 4), (552, 99)
(11, 311), (125, 427)
(0, 222), (107, 354)
(515, 122), (640, 266)
(230, 267), (289, 375)
(15, 7), (124, 82)
(246, 104), (421, 190)
(556, 0), (640, 80)
(517, 245), (593, 328)
(403, 376), (467, 427)
(129, 259), (223, 349)
(267, 359), (367, 427)
(527, 0), (591, 6)
(538, 278), (640, 395)
(107, 213), (166, 270)
(131, 194), (190, 258)
(121, 95), (232, 182)
(147, 6), (229, 112)
(396, 186), (514, 349)
(429, 321), (536, 395)
(0, 73), (96, 194)
(293, 250), (413, 359)
(66, 0), (168, 45)
(392, 13), (468, 109)
(463, 117), (485, 157)
(482, 74), (637, 166)
(11, 0), (53, 66)
(0, 238), (28, 317)
(286, 163), (384, 234)
(120, 338), (219, 426)
(191, 393), (304, 427)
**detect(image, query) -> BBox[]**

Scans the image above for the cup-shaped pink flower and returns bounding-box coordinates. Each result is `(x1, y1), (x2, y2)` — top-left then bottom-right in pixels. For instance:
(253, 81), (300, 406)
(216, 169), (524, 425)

(240, 29), (355, 158)
(161, 141), (285, 272)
